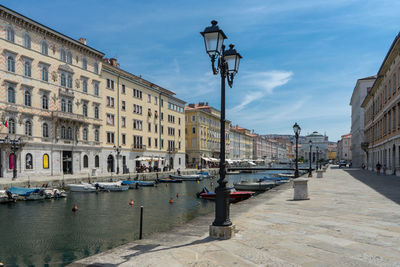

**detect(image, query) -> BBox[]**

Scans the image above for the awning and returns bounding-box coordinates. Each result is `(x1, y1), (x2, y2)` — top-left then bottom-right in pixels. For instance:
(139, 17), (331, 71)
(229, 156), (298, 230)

(135, 157), (152, 161)
(209, 158), (220, 162)
(201, 157), (211, 162)
(249, 161), (256, 166)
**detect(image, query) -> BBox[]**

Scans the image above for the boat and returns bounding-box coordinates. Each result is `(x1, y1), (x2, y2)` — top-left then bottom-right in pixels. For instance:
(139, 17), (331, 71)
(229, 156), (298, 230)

(233, 180), (275, 191)
(169, 174), (203, 181)
(258, 176), (289, 182)
(44, 189), (67, 198)
(156, 178), (183, 183)
(197, 187), (255, 203)
(278, 172), (294, 178)
(122, 180), (155, 188)
(68, 183), (97, 192)
(25, 189), (47, 201)
(7, 187), (48, 200)
(96, 181), (129, 191)
(197, 172), (212, 178)
(0, 190), (16, 203)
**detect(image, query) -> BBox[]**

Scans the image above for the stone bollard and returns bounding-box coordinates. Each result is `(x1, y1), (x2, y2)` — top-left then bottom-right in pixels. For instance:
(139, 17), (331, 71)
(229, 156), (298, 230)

(293, 178), (309, 200)
(322, 166), (327, 172)
(317, 170), (323, 178)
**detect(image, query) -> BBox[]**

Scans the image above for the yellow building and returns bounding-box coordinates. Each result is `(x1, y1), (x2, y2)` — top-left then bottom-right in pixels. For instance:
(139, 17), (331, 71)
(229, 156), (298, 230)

(0, 5), (104, 178)
(185, 102), (229, 167)
(101, 59), (186, 172)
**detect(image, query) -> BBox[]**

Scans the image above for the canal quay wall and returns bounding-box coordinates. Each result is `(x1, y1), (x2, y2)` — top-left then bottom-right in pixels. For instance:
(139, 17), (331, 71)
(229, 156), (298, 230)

(0, 168), (219, 190)
(70, 167), (400, 266)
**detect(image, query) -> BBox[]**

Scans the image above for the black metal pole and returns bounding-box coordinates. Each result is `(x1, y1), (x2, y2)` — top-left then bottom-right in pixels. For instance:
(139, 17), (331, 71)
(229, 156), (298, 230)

(308, 144), (312, 177)
(139, 206), (143, 239)
(294, 134), (299, 178)
(116, 149), (120, 174)
(213, 52), (231, 227)
(13, 142), (17, 179)
(316, 150), (319, 170)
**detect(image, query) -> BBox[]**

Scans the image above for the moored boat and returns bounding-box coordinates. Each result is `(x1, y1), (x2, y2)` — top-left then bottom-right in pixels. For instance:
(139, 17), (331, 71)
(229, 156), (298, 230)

(233, 180), (275, 191)
(122, 180), (155, 188)
(96, 181), (129, 191)
(197, 187), (255, 203)
(0, 190), (16, 203)
(169, 174), (203, 181)
(68, 183), (97, 192)
(156, 178), (183, 183)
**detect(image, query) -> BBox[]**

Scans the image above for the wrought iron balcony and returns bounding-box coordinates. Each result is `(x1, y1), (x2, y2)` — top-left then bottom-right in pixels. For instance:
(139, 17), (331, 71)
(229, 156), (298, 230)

(131, 144), (146, 151)
(52, 111), (86, 123)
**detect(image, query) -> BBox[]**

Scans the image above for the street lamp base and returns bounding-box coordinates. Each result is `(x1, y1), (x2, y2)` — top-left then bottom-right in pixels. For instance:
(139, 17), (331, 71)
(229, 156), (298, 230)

(209, 224), (236, 239)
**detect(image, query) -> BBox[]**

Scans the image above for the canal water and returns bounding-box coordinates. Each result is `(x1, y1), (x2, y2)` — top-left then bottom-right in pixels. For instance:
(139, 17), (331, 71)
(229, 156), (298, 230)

(0, 171), (283, 266)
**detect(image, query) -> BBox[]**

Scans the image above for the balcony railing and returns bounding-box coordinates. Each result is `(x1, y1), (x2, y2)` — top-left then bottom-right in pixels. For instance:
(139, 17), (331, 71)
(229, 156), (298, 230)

(52, 111), (86, 123)
(131, 144), (146, 151)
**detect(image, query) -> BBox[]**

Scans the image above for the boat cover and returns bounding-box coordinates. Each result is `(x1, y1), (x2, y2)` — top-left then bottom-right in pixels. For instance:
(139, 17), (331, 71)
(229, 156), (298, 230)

(8, 187), (40, 196)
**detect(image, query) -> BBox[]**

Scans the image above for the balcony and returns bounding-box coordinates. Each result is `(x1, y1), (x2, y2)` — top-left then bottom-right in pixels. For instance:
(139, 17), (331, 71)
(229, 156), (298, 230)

(52, 111), (86, 123)
(168, 147), (178, 154)
(131, 144), (146, 151)
(59, 87), (74, 98)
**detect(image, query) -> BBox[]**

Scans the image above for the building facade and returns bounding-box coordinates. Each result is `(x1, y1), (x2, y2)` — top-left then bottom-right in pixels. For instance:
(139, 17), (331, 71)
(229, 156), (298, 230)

(337, 134), (352, 161)
(229, 125), (253, 160)
(299, 131), (330, 163)
(185, 103), (230, 167)
(350, 76), (376, 167)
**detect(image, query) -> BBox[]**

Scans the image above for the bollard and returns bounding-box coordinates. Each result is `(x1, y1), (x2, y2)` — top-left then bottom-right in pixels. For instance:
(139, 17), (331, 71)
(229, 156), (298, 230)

(317, 170), (323, 178)
(139, 206), (143, 240)
(293, 178), (309, 200)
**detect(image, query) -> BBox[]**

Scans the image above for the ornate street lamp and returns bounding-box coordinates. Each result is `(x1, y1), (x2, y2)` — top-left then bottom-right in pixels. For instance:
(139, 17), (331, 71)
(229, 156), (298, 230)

(113, 145), (121, 174)
(201, 20), (242, 235)
(4, 136), (23, 179)
(293, 123), (301, 178)
(308, 140), (312, 177)
(316, 146), (319, 170)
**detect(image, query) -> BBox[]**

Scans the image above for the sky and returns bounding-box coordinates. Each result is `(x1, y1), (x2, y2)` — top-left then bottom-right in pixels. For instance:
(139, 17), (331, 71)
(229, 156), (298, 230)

(3, 0), (400, 141)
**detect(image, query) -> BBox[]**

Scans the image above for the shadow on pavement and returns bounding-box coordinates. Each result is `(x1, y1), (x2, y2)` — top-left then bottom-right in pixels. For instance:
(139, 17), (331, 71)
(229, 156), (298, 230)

(344, 169), (400, 205)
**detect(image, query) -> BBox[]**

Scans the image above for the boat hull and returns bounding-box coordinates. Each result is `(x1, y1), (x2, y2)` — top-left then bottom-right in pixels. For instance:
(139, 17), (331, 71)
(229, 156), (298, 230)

(68, 184), (97, 192)
(199, 191), (255, 203)
(169, 174), (203, 181)
(156, 178), (183, 183)
(234, 181), (275, 191)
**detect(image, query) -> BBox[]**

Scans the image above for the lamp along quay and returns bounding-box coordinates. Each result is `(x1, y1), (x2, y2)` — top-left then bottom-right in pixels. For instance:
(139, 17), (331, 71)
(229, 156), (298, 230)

(0, 136), (23, 179)
(308, 140), (312, 177)
(293, 123), (301, 178)
(113, 145), (122, 174)
(201, 20), (242, 239)
(316, 146), (319, 170)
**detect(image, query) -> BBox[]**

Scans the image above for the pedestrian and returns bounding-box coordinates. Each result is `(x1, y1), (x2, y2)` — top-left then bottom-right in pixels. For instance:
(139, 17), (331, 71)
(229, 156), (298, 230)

(376, 162), (382, 175)
(383, 164), (387, 175)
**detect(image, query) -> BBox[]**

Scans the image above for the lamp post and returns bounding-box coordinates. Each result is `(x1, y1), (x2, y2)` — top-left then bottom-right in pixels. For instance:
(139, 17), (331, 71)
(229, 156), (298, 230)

(201, 20), (242, 230)
(4, 136), (23, 179)
(293, 123), (301, 178)
(113, 145), (121, 174)
(316, 146), (319, 170)
(308, 140), (312, 177)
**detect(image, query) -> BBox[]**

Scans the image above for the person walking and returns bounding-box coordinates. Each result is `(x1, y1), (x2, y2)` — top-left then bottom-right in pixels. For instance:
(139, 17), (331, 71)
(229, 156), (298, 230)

(376, 162), (382, 175)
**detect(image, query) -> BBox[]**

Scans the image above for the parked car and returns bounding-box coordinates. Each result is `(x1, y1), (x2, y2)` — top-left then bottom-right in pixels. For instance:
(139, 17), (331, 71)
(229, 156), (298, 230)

(339, 160), (347, 168)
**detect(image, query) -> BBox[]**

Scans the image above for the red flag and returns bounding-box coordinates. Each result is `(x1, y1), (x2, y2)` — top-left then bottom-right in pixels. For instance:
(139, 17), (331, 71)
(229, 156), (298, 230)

(4, 120), (8, 128)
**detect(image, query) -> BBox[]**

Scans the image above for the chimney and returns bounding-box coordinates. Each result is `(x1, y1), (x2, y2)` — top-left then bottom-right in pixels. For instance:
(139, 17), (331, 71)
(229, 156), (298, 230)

(78, 37), (87, 45)
(110, 58), (118, 67)
(206, 102), (208, 106)
(199, 102), (204, 106)
(188, 103), (195, 108)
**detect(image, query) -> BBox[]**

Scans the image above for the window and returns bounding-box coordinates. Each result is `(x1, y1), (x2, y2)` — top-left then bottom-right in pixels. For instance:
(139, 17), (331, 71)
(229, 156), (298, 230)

(83, 103), (88, 117)
(155, 124), (158, 133)
(107, 132), (115, 143)
(192, 127), (196, 134)
(6, 25), (15, 42)
(83, 155), (89, 168)
(122, 134), (126, 145)
(25, 120), (32, 136)
(67, 75), (73, 88)
(94, 82), (99, 96)
(23, 33), (31, 49)
(8, 119), (15, 134)
(26, 153), (33, 169)
(122, 84), (126, 94)
(41, 40), (48, 55)
(23, 59), (31, 77)
(106, 114), (115, 125)
(178, 118), (181, 125)
(122, 116), (126, 127)
(94, 62), (99, 74)
(67, 100), (73, 113)
(192, 115), (196, 122)
(42, 123), (49, 137)
(178, 129), (181, 137)
(94, 129), (100, 142)
(161, 112), (164, 120)
(94, 105), (99, 119)
(8, 87), (15, 103)
(61, 126), (66, 139)
(67, 127), (73, 140)
(24, 89), (32, 106)
(66, 51), (72, 64)
(7, 55), (15, 72)
(61, 74), (66, 87)
(42, 65), (49, 81)
(155, 138), (158, 148)
(148, 137), (151, 147)
(133, 119), (143, 130)
(148, 94), (151, 103)
(61, 99), (66, 112)
(107, 79), (114, 89)
(155, 96), (158, 105)
(95, 155), (100, 167)
(83, 128), (88, 141)
(133, 135), (143, 149)
(43, 154), (49, 169)
(122, 101), (126, 111)
(133, 104), (143, 114)
(60, 48), (66, 62)
(82, 57), (87, 70)
(106, 96), (115, 107)
(133, 89), (143, 99)
(148, 122), (151, 132)
(82, 79), (88, 93)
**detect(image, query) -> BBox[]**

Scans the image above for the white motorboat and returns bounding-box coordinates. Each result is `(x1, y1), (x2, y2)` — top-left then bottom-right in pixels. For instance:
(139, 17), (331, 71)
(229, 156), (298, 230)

(0, 190), (16, 203)
(68, 183), (97, 192)
(96, 181), (129, 191)
(44, 189), (67, 198)
(169, 174), (203, 181)
(233, 180), (276, 191)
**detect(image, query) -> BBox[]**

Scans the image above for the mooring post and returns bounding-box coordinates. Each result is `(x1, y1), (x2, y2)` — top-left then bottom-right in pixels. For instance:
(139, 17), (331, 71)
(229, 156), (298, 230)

(139, 206), (143, 240)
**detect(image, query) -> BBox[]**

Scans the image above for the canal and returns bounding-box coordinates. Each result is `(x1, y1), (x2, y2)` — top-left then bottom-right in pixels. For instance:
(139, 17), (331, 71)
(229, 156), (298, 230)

(0, 171), (283, 266)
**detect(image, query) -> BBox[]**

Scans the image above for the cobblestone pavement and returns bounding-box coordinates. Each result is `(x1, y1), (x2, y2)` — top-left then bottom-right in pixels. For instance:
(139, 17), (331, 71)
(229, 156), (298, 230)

(69, 167), (400, 267)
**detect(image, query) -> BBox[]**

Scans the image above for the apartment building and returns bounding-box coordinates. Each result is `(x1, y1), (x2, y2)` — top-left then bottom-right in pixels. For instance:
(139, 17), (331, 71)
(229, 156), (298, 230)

(337, 133), (352, 161)
(229, 125), (253, 160)
(362, 33), (400, 174)
(0, 5), (104, 178)
(185, 102), (230, 167)
(101, 59), (186, 172)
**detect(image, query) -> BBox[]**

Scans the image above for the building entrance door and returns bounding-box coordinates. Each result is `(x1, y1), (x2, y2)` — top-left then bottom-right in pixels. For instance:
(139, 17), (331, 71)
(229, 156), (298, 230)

(169, 157), (174, 169)
(107, 155), (114, 173)
(63, 151), (73, 174)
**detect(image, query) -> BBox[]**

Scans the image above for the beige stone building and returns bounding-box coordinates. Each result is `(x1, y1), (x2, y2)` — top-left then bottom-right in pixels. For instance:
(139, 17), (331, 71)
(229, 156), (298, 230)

(229, 125), (253, 160)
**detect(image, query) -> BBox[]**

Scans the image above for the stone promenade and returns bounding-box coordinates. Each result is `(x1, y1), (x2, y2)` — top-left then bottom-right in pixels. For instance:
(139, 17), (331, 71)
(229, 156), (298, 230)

(69, 167), (400, 267)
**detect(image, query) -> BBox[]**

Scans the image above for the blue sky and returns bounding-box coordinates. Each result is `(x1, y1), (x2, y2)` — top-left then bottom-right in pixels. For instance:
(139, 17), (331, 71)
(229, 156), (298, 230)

(4, 0), (400, 141)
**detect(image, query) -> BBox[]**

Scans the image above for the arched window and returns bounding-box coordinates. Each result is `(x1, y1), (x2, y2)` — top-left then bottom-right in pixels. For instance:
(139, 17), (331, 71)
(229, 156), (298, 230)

(23, 33), (31, 49)
(66, 51), (72, 64)
(61, 126), (66, 139)
(94, 62), (99, 74)
(8, 118), (15, 134)
(94, 129), (99, 142)
(83, 155), (88, 168)
(6, 25), (15, 42)
(95, 155), (99, 168)
(26, 153), (33, 169)
(24, 90), (32, 106)
(60, 48), (66, 62)
(67, 127), (73, 140)
(43, 154), (49, 169)
(94, 106), (99, 119)
(61, 73), (66, 86)
(7, 56), (15, 72)
(67, 100), (73, 113)
(7, 87), (15, 103)
(42, 95), (49, 110)
(42, 123), (49, 137)
(83, 127), (88, 141)
(24, 60), (32, 77)
(82, 57), (87, 70)
(9, 153), (15, 170)
(41, 40), (48, 55)
(83, 103), (88, 117)
(25, 120), (32, 136)
(61, 99), (66, 112)
(67, 75), (73, 88)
